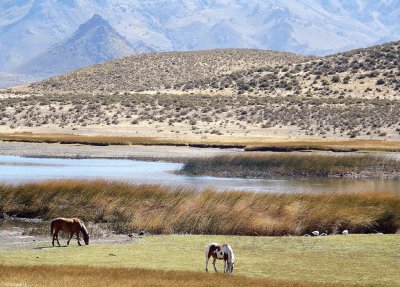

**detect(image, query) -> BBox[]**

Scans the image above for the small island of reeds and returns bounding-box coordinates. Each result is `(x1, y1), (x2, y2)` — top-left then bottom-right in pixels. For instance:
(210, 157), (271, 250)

(180, 153), (400, 179)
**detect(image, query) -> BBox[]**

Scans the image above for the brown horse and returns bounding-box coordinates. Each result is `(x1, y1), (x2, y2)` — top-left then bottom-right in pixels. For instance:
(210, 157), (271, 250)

(51, 217), (89, 246)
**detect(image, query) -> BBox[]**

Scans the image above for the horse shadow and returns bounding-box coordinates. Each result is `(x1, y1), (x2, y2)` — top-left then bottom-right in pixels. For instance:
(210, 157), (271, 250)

(33, 245), (68, 250)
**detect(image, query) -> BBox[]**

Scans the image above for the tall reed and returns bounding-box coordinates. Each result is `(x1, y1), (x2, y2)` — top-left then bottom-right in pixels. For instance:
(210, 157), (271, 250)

(181, 153), (400, 178)
(1, 180), (399, 235)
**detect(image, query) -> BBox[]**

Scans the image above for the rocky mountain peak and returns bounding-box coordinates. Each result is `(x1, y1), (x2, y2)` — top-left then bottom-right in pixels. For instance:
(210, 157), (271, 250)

(15, 14), (135, 77)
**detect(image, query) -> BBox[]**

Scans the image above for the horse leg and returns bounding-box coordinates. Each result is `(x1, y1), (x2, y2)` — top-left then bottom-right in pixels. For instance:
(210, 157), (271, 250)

(205, 255), (210, 272)
(76, 232), (82, 246)
(67, 232), (74, 246)
(212, 258), (218, 272)
(223, 260), (227, 273)
(52, 230), (55, 246)
(54, 229), (61, 246)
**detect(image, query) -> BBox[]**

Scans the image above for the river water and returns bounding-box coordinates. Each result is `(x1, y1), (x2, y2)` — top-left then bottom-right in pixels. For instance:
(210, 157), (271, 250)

(0, 155), (399, 193)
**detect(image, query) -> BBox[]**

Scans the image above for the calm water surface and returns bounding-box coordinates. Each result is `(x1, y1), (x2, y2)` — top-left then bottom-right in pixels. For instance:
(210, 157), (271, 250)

(0, 155), (399, 193)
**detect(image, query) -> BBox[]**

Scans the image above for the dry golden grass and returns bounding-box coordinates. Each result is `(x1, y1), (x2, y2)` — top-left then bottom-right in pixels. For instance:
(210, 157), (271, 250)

(0, 264), (351, 287)
(245, 139), (400, 152)
(0, 132), (165, 146)
(2, 132), (400, 151)
(1, 180), (399, 235)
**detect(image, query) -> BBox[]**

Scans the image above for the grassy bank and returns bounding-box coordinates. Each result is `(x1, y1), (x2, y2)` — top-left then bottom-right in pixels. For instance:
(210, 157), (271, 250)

(2, 132), (400, 152)
(244, 140), (400, 152)
(181, 153), (400, 179)
(0, 132), (177, 146)
(1, 181), (399, 235)
(1, 235), (399, 286)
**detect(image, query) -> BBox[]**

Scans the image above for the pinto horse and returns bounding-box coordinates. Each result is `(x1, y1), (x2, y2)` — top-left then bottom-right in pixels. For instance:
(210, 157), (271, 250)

(51, 217), (89, 246)
(205, 243), (235, 273)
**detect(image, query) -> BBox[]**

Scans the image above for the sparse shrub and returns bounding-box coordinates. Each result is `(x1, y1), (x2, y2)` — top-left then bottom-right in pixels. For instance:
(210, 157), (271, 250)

(376, 79), (385, 85)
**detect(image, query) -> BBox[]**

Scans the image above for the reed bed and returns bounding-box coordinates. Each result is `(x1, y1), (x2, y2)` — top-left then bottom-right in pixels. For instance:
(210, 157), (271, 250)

(2, 132), (400, 152)
(1, 180), (399, 235)
(0, 265), (351, 287)
(245, 140), (400, 152)
(181, 153), (400, 178)
(0, 132), (170, 146)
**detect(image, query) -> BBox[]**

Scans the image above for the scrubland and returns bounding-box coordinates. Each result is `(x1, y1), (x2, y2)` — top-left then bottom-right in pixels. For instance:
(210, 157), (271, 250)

(1, 42), (398, 140)
(21, 42), (399, 100)
(1, 93), (400, 140)
(24, 49), (305, 94)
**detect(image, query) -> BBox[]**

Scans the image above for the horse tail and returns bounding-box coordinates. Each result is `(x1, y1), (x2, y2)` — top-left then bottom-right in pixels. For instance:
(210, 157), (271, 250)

(50, 220), (55, 235)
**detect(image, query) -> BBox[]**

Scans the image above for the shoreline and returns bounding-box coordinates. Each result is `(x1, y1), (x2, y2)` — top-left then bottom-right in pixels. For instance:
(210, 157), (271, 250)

(0, 141), (242, 162)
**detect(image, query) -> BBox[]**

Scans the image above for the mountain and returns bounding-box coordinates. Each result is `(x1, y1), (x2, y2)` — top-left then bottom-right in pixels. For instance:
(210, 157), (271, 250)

(0, 0), (400, 76)
(14, 14), (135, 78)
(26, 49), (307, 94)
(25, 41), (400, 100)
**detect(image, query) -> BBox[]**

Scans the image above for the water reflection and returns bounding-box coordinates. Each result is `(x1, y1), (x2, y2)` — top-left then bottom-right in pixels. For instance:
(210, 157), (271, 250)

(0, 155), (399, 193)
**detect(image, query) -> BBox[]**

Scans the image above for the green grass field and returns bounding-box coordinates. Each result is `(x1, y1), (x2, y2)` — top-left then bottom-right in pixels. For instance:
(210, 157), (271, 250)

(1, 235), (399, 286)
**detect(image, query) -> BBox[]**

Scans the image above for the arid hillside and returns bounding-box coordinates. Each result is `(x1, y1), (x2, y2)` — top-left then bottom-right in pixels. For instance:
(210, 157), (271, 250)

(22, 41), (400, 99)
(180, 41), (400, 99)
(2, 41), (399, 140)
(23, 49), (307, 94)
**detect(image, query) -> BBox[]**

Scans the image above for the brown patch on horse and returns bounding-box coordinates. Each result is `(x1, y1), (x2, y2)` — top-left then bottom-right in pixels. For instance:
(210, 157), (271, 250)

(208, 244), (221, 259)
(209, 244), (226, 260)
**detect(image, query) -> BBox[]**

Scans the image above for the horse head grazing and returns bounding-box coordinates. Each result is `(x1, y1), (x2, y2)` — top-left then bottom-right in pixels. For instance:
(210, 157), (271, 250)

(79, 220), (90, 245)
(223, 244), (235, 273)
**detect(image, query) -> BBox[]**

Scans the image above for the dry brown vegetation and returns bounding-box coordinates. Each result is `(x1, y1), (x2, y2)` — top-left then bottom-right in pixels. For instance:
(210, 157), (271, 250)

(244, 140), (400, 152)
(181, 153), (400, 179)
(19, 41), (399, 99)
(183, 41), (400, 99)
(24, 49), (306, 94)
(0, 265), (352, 287)
(1, 93), (400, 139)
(1, 180), (399, 236)
(2, 41), (399, 140)
(2, 132), (400, 151)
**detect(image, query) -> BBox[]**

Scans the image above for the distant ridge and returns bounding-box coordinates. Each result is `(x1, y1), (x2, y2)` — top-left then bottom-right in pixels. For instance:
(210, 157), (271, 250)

(24, 40), (400, 99)
(25, 48), (306, 94)
(15, 14), (137, 78)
